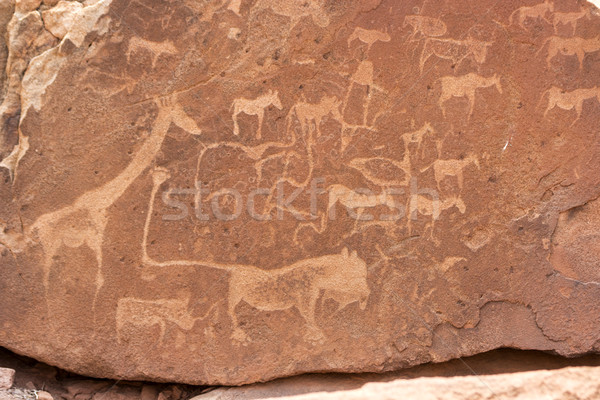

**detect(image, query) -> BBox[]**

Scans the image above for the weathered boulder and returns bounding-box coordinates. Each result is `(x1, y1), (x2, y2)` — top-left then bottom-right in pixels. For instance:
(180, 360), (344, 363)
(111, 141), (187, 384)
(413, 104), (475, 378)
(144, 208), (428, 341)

(0, 0), (599, 385)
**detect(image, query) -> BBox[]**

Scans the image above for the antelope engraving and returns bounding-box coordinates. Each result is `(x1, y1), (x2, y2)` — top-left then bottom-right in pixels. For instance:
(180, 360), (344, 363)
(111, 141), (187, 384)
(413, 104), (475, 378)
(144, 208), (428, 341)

(116, 292), (217, 345)
(438, 73), (502, 117)
(401, 122), (434, 158)
(420, 37), (492, 72)
(287, 95), (343, 137)
(407, 194), (466, 238)
(421, 154), (480, 191)
(144, 171), (370, 344)
(409, 195), (466, 221)
(255, 0), (330, 28)
(538, 36), (600, 69)
(347, 27), (391, 52)
(542, 86), (600, 124)
(509, 0), (554, 29)
(126, 37), (178, 69)
(327, 184), (399, 220)
(403, 15), (447, 40)
(231, 90), (283, 139)
(553, 10), (591, 35)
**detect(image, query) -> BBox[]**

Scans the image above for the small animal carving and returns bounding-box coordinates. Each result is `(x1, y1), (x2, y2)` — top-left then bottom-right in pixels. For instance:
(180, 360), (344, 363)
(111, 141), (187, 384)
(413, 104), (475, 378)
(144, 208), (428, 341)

(403, 15), (447, 40)
(421, 154), (480, 191)
(126, 37), (178, 69)
(509, 0), (554, 29)
(553, 10), (591, 35)
(407, 194), (466, 238)
(538, 36), (600, 69)
(116, 293), (216, 345)
(401, 122), (435, 158)
(438, 73), (502, 117)
(255, 0), (329, 28)
(231, 90), (283, 139)
(347, 27), (391, 52)
(288, 95), (343, 137)
(541, 86), (600, 124)
(327, 184), (398, 220)
(420, 37), (492, 73)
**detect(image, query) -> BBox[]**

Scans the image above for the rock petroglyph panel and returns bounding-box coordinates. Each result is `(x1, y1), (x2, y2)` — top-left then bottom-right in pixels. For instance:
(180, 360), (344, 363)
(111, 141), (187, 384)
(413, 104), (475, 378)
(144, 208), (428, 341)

(1, 0), (600, 387)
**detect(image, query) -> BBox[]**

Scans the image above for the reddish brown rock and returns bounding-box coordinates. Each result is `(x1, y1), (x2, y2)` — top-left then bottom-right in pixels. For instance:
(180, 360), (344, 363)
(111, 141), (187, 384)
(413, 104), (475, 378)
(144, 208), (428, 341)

(1, 0), (600, 386)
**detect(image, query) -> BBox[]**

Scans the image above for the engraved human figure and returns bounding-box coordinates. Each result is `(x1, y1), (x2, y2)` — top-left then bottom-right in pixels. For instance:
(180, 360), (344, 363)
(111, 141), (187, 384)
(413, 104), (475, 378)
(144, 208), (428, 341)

(420, 37), (492, 73)
(539, 36), (600, 69)
(542, 86), (600, 124)
(28, 95), (201, 316)
(347, 27), (391, 53)
(553, 9), (591, 35)
(421, 154), (480, 191)
(116, 292), (217, 345)
(509, 0), (554, 29)
(403, 15), (447, 40)
(438, 73), (502, 117)
(231, 90), (283, 139)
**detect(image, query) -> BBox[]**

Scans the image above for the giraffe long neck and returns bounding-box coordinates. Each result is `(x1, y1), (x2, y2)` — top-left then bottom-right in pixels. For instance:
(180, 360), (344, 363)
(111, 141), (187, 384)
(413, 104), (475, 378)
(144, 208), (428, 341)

(80, 106), (172, 209)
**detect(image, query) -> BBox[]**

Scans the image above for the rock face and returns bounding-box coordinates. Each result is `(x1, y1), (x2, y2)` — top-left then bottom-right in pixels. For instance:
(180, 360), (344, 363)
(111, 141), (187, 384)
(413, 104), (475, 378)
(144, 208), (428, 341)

(0, 0), (600, 386)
